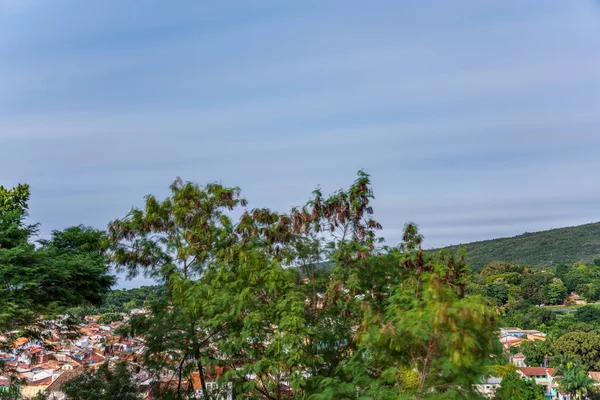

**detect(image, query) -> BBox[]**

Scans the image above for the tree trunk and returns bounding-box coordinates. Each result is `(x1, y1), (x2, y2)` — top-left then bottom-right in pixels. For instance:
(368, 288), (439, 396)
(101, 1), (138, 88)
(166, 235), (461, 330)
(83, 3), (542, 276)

(196, 348), (209, 400)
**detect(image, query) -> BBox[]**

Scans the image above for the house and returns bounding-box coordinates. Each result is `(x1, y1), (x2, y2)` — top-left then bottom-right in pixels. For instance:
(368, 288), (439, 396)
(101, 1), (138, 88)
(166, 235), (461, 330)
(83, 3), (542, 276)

(0, 353), (15, 362)
(141, 367), (232, 400)
(20, 376), (53, 398)
(73, 336), (90, 349)
(519, 367), (558, 399)
(500, 335), (523, 349)
(510, 353), (527, 367)
(45, 368), (84, 400)
(190, 369), (232, 400)
(588, 371), (600, 385)
(527, 333), (547, 342)
(565, 292), (586, 305)
(474, 376), (501, 398)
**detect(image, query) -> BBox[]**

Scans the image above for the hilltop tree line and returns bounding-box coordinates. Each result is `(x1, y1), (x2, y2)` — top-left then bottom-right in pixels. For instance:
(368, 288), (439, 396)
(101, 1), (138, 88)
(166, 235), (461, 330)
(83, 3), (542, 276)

(1, 173), (598, 399)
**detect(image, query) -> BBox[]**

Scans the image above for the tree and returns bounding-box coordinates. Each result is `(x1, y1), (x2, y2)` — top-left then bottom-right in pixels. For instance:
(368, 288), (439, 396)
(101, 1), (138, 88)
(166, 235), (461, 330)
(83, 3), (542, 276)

(520, 274), (550, 305)
(564, 265), (596, 293)
(579, 281), (600, 302)
(495, 372), (545, 400)
(516, 340), (550, 367)
(552, 331), (600, 371)
(62, 361), (140, 400)
(109, 173), (501, 399)
(356, 225), (501, 399)
(481, 262), (525, 277)
(97, 313), (123, 325)
(0, 185), (114, 343)
(574, 305), (600, 324)
(112, 172), (390, 399)
(502, 305), (556, 330)
(109, 178), (248, 400)
(555, 264), (572, 281)
(487, 283), (509, 306)
(556, 366), (597, 399)
(546, 279), (568, 305)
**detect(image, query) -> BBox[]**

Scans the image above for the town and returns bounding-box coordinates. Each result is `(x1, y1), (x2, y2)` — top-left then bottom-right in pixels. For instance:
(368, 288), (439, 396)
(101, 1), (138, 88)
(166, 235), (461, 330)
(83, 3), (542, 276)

(0, 309), (231, 400)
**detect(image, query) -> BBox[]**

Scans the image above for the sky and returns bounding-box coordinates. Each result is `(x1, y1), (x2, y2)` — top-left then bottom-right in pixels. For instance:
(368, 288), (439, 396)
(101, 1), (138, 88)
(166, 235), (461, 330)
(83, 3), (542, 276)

(1, 1), (599, 288)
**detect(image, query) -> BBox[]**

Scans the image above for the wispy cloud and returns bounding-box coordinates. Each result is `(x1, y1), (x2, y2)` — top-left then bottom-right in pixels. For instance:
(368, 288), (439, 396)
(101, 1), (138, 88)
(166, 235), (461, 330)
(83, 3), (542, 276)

(1, 0), (599, 287)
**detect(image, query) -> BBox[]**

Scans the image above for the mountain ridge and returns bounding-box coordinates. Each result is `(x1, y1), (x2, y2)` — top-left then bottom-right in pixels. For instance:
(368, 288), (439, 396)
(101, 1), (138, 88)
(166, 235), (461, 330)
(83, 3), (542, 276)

(433, 221), (600, 271)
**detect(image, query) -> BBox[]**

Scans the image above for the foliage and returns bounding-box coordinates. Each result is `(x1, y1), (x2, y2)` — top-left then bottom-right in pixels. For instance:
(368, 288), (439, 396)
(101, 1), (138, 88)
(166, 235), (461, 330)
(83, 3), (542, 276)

(108, 173), (501, 400)
(97, 312), (124, 325)
(436, 222), (600, 271)
(520, 274), (551, 305)
(514, 340), (550, 367)
(502, 305), (556, 330)
(358, 240), (501, 398)
(0, 184), (114, 340)
(546, 280), (568, 305)
(494, 372), (546, 400)
(574, 305), (600, 324)
(552, 331), (600, 371)
(98, 286), (164, 313)
(62, 361), (140, 400)
(481, 262), (527, 277)
(564, 265), (597, 293)
(556, 365), (597, 399)
(489, 364), (517, 377)
(486, 283), (509, 306)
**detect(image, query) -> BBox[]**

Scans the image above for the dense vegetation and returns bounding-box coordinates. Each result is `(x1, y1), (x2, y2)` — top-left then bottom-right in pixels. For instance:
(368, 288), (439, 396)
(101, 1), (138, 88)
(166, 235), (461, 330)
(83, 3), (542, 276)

(437, 222), (600, 271)
(104, 173), (500, 399)
(468, 259), (600, 399)
(0, 184), (114, 346)
(62, 362), (139, 400)
(68, 285), (164, 317)
(2, 175), (599, 400)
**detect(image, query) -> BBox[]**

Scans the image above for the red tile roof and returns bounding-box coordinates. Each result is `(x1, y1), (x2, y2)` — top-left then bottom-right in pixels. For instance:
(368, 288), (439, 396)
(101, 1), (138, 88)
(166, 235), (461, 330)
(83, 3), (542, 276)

(520, 367), (547, 376)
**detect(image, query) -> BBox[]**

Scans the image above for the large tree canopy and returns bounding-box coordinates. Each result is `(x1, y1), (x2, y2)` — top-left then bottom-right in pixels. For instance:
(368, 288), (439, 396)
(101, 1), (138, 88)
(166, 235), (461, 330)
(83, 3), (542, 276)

(108, 173), (501, 400)
(0, 184), (114, 337)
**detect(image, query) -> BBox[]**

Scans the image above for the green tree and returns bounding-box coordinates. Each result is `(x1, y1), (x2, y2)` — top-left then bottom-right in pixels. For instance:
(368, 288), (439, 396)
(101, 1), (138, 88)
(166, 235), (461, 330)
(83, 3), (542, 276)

(62, 361), (140, 400)
(356, 225), (501, 399)
(552, 331), (600, 370)
(0, 185), (114, 341)
(556, 366), (597, 399)
(520, 274), (550, 305)
(555, 264), (572, 281)
(109, 178), (248, 399)
(494, 372), (545, 400)
(502, 305), (556, 330)
(564, 265), (595, 293)
(579, 281), (600, 302)
(109, 173), (501, 400)
(546, 279), (568, 305)
(97, 312), (123, 325)
(487, 283), (509, 306)
(574, 305), (600, 324)
(112, 172), (388, 400)
(515, 340), (550, 367)
(481, 262), (525, 277)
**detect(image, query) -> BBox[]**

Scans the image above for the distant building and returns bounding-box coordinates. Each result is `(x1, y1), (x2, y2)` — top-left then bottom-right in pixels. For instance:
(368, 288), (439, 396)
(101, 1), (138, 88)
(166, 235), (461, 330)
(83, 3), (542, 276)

(518, 367), (557, 399)
(565, 292), (586, 305)
(510, 352), (527, 367)
(474, 376), (501, 398)
(45, 367), (84, 400)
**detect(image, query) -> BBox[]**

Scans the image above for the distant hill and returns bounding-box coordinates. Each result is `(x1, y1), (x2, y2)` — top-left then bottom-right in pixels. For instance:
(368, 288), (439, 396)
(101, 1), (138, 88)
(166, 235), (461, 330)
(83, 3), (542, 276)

(434, 222), (600, 271)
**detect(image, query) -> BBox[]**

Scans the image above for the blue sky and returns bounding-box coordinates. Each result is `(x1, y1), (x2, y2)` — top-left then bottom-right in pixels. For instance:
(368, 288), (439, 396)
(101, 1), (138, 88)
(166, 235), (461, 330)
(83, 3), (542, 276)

(1, 1), (599, 288)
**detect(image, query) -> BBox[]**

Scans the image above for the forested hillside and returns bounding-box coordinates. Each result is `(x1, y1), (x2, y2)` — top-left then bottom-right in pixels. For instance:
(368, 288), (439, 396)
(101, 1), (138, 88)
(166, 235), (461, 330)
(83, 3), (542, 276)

(437, 222), (600, 271)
